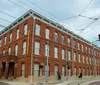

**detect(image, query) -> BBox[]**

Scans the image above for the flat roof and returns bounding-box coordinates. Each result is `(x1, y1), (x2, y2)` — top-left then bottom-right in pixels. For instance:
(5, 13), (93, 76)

(0, 9), (99, 49)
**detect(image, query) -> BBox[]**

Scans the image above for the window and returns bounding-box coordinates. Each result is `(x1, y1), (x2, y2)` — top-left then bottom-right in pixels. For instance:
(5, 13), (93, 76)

(78, 43), (80, 50)
(62, 49), (65, 59)
(68, 38), (71, 46)
(82, 55), (84, 63)
(22, 41), (26, 54)
(35, 24), (40, 36)
(90, 57), (91, 64)
(82, 45), (84, 52)
(15, 44), (18, 56)
(10, 33), (12, 42)
(68, 51), (71, 60)
(34, 64), (39, 76)
(54, 32), (58, 42)
(73, 40), (76, 48)
(45, 28), (50, 39)
(8, 47), (11, 55)
(45, 43), (49, 56)
(89, 48), (90, 54)
(4, 36), (7, 45)
(61, 35), (64, 44)
(0, 39), (2, 47)
(35, 41), (40, 55)
(24, 24), (28, 35)
(86, 46), (88, 52)
(78, 54), (81, 62)
(16, 29), (19, 39)
(54, 65), (58, 76)
(86, 56), (88, 64)
(3, 50), (5, 56)
(21, 64), (25, 77)
(74, 52), (76, 61)
(62, 66), (65, 76)
(54, 47), (58, 58)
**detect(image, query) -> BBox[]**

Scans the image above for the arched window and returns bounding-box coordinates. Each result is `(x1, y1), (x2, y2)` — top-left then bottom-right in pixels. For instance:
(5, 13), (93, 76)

(22, 41), (26, 54)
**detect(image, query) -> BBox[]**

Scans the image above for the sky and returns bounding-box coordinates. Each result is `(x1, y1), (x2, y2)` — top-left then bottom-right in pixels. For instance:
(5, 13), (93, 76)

(0, 0), (100, 47)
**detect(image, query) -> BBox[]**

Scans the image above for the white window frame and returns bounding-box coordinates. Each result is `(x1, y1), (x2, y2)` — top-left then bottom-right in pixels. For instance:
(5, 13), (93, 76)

(68, 51), (71, 60)
(21, 64), (25, 77)
(34, 41), (40, 55)
(74, 52), (76, 61)
(22, 41), (26, 54)
(61, 35), (64, 44)
(82, 55), (84, 63)
(68, 38), (71, 46)
(34, 64), (39, 77)
(54, 65), (58, 76)
(54, 32), (58, 42)
(78, 54), (81, 62)
(8, 47), (11, 55)
(15, 44), (18, 56)
(62, 49), (65, 59)
(3, 50), (5, 56)
(35, 24), (40, 36)
(4, 36), (7, 45)
(10, 33), (12, 42)
(54, 47), (58, 58)
(78, 43), (80, 50)
(62, 66), (65, 76)
(16, 29), (19, 39)
(24, 24), (28, 35)
(45, 28), (50, 39)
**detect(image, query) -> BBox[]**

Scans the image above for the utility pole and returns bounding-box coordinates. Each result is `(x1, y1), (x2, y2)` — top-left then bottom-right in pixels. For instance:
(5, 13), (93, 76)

(46, 41), (49, 82)
(66, 50), (68, 80)
(30, 16), (36, 85)
(71, 36), (74, 77)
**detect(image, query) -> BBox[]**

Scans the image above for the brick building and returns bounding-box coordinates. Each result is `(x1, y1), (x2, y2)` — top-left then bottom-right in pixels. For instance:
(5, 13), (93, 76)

(0, 9), (100, 81)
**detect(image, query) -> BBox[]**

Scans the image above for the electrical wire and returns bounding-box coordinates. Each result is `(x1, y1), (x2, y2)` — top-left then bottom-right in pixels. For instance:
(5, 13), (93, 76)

(0, 24), (6, 28)
(25, 0), (63, 21)
(8, 0), (28, 10)
(0, 10), (16, 19)
(0, 17), (11, 23)
(79, 0), (94, 15)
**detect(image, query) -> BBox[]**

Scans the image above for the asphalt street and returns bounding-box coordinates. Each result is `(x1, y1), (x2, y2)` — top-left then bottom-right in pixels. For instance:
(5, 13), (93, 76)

(89, 81), (100, 85)
(0, 82), (10, 85)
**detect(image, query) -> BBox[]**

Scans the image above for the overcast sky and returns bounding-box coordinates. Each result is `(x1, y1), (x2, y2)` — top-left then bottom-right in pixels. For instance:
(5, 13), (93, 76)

(0, 0), (100, 47)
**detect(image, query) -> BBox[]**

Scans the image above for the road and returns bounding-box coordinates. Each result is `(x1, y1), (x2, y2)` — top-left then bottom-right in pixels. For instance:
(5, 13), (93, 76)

(89, 81), (100, 85)
(0, 82), (10, 85)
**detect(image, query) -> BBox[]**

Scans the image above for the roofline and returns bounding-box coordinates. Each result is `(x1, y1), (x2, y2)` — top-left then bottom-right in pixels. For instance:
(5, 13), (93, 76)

(0, 9), (100, 49)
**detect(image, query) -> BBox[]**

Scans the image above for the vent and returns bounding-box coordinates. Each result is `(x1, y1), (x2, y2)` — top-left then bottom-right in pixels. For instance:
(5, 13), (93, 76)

(51, 22), (56, 26)
(18, 18), (23, 22)
(24, 13), (30, 18)
(43, 18), (50, 23)
(33, 13), (42, 19)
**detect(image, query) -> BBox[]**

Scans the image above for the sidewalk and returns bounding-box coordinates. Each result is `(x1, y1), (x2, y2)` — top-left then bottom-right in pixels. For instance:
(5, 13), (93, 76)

(0, 76), (100, 85)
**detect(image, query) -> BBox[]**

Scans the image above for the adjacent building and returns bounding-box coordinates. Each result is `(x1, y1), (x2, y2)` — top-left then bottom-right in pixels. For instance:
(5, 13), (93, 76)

(0, 9), (100, 81)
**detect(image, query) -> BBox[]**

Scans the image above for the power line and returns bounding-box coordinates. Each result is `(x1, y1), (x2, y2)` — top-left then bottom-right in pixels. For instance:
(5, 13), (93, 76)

(8, 0), (28, 10)
(0, 17), (11, 23)
(25, 0), (63, 21)
(58, 15), (78, 22)
(79, 0), (94, 15)
(0, 10), (16, 19)
(0, 24), (6, 28)
(79, 15), (96, 20)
